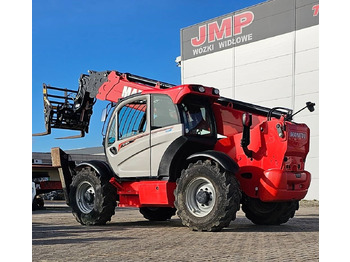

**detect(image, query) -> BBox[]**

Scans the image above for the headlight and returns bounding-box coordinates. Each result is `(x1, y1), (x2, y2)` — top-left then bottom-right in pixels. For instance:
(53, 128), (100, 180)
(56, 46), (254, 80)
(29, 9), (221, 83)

(212, 88), (220, 95)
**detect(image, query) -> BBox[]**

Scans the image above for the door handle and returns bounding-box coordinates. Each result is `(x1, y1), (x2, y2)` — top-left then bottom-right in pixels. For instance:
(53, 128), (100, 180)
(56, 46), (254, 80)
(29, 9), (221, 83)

(109, 147), (117, 155)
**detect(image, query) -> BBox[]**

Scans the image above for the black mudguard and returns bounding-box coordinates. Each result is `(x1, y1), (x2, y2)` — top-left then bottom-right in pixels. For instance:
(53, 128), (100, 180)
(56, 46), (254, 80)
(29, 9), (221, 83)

(76, 160), (114, 180)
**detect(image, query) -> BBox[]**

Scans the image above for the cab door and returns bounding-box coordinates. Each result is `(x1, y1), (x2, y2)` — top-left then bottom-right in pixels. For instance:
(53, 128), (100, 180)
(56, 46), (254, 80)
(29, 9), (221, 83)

(150, 94), (183, 177)
(105, 95), (151, 178)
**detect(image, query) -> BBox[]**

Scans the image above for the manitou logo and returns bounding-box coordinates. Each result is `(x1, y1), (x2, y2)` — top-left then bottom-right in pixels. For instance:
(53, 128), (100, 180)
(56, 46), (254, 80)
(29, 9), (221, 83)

(289, 132), (306, 140)
(122, 86), (141, 97)
(191, 11), (254, 47)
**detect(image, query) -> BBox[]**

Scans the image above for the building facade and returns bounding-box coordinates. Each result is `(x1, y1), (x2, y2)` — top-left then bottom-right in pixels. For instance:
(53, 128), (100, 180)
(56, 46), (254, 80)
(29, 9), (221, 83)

(180, 0), (319, 199)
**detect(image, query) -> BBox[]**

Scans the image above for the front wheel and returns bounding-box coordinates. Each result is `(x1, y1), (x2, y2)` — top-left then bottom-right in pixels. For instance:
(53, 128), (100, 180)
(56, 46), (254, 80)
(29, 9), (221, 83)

(174, 160), (241, 232)
(69, 167), (117, 225)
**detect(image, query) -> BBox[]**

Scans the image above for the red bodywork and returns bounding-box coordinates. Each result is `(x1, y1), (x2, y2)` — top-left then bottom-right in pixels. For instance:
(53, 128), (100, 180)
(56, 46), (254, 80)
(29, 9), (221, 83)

(95, 71), (311, 204)
(109, 178), (176, 208)
(43, 70), (311, 206)
(213, 102), (311, 201)
(93, 71), (311, 204)
(95, 71), (219, 104)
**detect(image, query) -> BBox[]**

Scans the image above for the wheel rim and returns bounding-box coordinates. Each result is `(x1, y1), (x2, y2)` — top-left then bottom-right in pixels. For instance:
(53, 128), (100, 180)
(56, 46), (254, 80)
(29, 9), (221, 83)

(76, 181), (95, 214)
(185, 177), (216, 217)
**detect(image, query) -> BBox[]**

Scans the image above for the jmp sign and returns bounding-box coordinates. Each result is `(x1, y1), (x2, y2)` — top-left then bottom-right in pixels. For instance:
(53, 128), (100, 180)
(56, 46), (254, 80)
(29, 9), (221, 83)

(181, 0), (319, 60)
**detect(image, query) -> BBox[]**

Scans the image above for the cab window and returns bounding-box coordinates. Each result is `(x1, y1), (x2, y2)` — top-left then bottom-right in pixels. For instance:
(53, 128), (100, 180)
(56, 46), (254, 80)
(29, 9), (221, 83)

(118, 98), (147, 140)
(107, 115), (116, 146)
(151, 94), (179, 129)
(180, 98), (214, 136)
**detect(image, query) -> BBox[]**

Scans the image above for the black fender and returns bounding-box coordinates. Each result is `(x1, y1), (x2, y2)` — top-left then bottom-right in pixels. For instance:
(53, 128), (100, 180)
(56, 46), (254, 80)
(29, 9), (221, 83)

(75, 160), (114, 180)
(158, 136), (216, 181)
(158, 136), (189, 180)
(186, 150), (239, 174)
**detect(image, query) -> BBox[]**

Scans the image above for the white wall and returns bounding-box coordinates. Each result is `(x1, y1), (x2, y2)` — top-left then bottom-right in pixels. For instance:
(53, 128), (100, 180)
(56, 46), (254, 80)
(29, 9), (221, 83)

(294, 25), (319, 200)
(181, 25), (319, 200)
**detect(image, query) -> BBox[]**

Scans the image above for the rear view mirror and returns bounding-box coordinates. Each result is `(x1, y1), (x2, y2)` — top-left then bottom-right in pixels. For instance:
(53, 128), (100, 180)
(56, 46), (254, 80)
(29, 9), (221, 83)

(242, 112), (252, 127)
(286, 101), (316, 121)
(241, 112), (253, 159)
(306, 102), (315, 112)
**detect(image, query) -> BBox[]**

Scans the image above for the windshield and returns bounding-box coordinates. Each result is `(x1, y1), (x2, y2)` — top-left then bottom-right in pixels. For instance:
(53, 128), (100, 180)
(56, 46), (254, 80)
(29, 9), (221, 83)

(180, 97), (214, 137)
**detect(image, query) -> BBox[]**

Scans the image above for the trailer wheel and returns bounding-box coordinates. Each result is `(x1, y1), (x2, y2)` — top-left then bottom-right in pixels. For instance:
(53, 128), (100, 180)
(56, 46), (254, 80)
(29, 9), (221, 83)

(174, 160), (241, 232)
(242, 195), (299, 225)
(32, 196), (44, 211)
(139, 207), (176, 221)
(69, 167), (117, 225)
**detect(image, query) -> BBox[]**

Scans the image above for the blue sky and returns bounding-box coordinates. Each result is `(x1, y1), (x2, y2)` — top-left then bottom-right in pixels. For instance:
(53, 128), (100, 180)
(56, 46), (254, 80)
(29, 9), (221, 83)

(32, 0), (267, 152)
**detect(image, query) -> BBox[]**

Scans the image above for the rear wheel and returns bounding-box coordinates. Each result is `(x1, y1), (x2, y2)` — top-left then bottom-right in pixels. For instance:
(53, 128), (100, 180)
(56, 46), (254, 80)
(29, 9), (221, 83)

(175, 160), (241, 232)
(242, 195), (299, 225)
(139, 207), (176, 221)
(69, 167), (117, 225)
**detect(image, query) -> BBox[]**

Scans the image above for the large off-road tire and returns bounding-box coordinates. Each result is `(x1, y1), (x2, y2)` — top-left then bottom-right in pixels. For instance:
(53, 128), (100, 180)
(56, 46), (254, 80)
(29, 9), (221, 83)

(174, 160), (241, 232)
(242, 195), (299, 225)
(69, 167), (117, 225)
(139, 207), (176, 221)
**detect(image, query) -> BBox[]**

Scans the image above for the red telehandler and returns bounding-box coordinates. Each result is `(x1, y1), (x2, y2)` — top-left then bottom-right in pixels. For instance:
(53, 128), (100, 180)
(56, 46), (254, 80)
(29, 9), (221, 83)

(34, 70), (314, 231)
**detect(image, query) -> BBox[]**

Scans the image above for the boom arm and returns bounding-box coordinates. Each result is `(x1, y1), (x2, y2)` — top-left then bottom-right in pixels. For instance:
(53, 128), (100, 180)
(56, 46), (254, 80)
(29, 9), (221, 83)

(33, 70), (175, 138)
